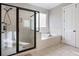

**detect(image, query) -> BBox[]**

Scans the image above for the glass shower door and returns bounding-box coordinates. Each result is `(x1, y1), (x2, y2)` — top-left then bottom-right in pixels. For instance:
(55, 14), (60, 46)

(0, 4), (37, 56)
(1, 5), (16, 56)
(19, 9), (35, 51)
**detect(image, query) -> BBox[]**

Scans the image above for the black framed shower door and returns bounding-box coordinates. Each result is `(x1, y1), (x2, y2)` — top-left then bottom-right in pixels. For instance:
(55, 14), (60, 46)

(0, 3), (38, 56)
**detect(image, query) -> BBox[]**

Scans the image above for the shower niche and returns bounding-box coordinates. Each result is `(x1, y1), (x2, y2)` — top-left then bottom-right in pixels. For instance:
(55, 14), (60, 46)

(0, 3), (37, 56)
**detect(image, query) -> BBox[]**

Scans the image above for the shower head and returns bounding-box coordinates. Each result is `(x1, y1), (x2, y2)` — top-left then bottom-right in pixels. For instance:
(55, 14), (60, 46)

(3, 7), (12, 26)
(4, 8), (12, 12)
(8, 8), (12, 10)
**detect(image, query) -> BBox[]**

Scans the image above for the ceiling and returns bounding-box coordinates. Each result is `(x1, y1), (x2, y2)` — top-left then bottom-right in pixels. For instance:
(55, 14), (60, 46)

(29, 3), (61, 10)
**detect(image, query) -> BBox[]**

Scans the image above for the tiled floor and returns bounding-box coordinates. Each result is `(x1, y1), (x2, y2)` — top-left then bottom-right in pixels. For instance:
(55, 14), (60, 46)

(28, 43), (79, 56)
(16, 43), (79, 56)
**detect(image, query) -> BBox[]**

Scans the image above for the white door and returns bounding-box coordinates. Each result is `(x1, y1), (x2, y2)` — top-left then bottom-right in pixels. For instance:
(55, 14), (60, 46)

(64, 4), (76, 47)
(75, 4), (79, 48)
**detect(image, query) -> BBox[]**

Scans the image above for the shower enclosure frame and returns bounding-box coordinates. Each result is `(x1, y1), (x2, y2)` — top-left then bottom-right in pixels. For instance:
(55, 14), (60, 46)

(0, 3), (39, 56)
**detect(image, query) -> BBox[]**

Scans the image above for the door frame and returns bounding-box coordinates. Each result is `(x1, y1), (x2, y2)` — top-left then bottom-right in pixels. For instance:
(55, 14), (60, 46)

(63, 4), (76, 47)
(0, 3), (39, 56)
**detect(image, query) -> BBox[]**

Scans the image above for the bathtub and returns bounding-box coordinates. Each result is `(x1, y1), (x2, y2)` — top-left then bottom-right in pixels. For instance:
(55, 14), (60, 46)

(41, 34), (53, 40)
(36, 32), (61, 50)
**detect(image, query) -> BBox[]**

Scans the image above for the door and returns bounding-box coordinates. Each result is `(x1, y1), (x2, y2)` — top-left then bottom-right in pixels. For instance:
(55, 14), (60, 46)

(75, 4), (79, 48)
(64, 4), (76, 47)
(19, 9), (36, 51)
(0, 4), (37, 56)
(1, 5), (17, 56)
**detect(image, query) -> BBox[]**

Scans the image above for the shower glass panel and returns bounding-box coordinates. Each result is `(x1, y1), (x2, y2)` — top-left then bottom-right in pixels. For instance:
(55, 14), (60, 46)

(1, 5), (16, 56)
(19, 9), (35, 51)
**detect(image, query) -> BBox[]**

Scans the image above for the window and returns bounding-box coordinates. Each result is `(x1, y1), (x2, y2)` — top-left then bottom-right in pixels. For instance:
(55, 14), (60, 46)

(40, 13), (47, 27)
(23, 19), (30, 28)
(39, 13), (47, 33)
(30, 12), (40, 31)
(36, 13), (39, 31)
(30, 12), (47, 32)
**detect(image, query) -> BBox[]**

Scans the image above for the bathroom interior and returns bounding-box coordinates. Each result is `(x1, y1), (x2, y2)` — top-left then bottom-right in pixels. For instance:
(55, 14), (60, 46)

(1, 3), (79, 56)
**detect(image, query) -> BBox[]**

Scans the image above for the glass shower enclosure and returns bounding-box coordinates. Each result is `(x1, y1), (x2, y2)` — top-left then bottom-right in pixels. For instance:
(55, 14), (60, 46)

(0, 3), (37, 56)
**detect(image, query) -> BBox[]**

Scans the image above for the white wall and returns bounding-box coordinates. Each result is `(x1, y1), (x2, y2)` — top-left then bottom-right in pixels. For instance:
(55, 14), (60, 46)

(48, 3), (71, 36)
(49, 7), (62, 36)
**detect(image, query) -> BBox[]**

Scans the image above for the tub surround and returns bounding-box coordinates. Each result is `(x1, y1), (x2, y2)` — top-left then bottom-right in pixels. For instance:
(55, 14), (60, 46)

(36, 32), (61, 50)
